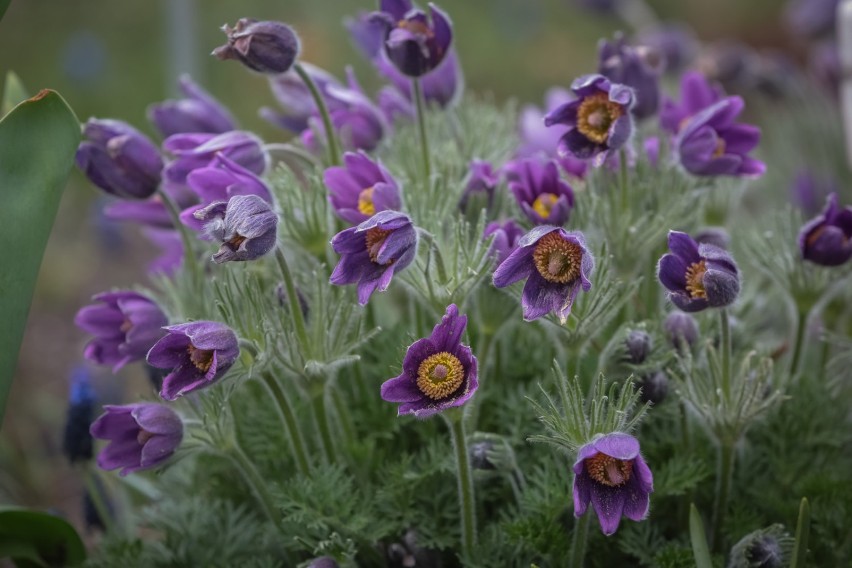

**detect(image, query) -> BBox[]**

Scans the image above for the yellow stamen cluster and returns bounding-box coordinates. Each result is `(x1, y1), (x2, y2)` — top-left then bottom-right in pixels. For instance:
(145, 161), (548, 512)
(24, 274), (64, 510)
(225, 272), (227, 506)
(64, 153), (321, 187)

(685, 260), (708, 299)
(532, 193), (559, 219)
(532, 232), (583, 284)
(585, 452), (633, 487)
(416, 351), (465, 400)
(187, 344), (215, 373)
(357, 187), (376, 216)
(577, 92), (623, 145)
(365, 227), (393, 264)
(398, 19), (434, 38)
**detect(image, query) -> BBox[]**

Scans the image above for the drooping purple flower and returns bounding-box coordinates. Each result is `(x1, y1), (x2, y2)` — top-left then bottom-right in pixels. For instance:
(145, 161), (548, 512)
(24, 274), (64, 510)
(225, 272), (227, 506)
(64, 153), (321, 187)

(372, 0), (453, 78)
(517, 88), (588, 179)
(380, 304), (478, 418)
(148, 75), (236, 138)
(76, 119), (164, 200)
(659, 71), (725, 136)
(75, 291), (168, 372)
(147, 321), (240, 400)
(637, 24), (698, 75)
(573, 432), (653, 535)
(545, 74), (635, 166)
(493, 226), (594, 322)
(194, 195), (278, 263)
(798, 193), (852, 266)
(375, 48), (463, 109)
(484, 219), (525, 266)
(143, 228), (184, 275)
(506, 159), (575, 226)
(459, 159), (499, 213)
(163, 131), (267, 185)
(213, 19), (301, 74)
(329, 210), (418, 305)
(784, 0), (839, 39)
(62, 366), (96, 464)
(324, 151), (402, 225)
(674, 97), (765, 178)
(90, 403), (182, 476)
(791, 169), (837, 217)
(598, 33), (663, 120)
(657, 231), (740, 312)
(663, 311), (699, 349)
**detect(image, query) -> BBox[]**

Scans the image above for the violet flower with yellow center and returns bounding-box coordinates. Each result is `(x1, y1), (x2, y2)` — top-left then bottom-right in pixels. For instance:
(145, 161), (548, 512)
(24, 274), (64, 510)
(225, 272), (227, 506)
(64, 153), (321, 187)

(381, 304), (478, 418)
(505, 158), (575, 226)
(657, 231), (739, 312)
(324, 151), (402, 225)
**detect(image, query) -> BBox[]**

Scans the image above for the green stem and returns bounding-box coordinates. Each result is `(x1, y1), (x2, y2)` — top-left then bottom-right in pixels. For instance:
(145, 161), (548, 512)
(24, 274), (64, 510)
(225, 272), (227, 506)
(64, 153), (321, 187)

(227, 442), (279, 526)
(412, 78), (431, 181)
(719, 309), (732, 400)
(158, 187), (202, 291)
(789, 309), (808, 379)
(418, 229), (448, 284)
(275, 247), (310, 350)
(312, 390), (336, 464)
(446, 413), (477, 558)
(83, 466), (113, 534)
(619, 148), (629, 212)
(569, 510), (592, 568)
(710, 441), (736, 551)
(294, 62), (340, 166)
(260, 371), (311, 476)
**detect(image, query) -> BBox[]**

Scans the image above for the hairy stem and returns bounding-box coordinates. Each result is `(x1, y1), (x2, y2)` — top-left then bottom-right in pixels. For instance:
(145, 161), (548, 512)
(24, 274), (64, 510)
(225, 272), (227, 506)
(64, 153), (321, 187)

(719, 308), (732, 400)
(711, 441), (736, 551)
(312, 390), (336, 464)
(275, 247), (310, 350)
(260, 371), (311, 476)
(569, 510), (592, 568)
(446, 413), (477, 557)
(789, 308), (808, 379)
(294, 62), (340, 166)
(413, 78), (432, 181)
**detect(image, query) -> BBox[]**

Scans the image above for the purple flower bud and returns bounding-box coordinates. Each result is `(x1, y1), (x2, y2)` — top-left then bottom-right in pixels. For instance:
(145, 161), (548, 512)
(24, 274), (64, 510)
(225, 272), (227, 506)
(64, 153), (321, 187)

(658, 231), (740, 312)
(261, 63), (341, 134)
(194, 195), (278, 263)
(213, 19), (301, 74)
(624, 330), (652, 364)
(484, 219), (525, 266)
(663, 311), (699, 349)
(660, 71), (725, 136)
(638, 371), (668, 404)
(517, 89), (588, 179)
(693, 227), (730, 250)
(90, 403), (183, 476)
(459, 159), (499, 213)
(505, 159), (575, 226)
(76, 118), (164, 199)
(147, 321), (240, 400)
(75, 291), (168, 372)
(163, 131), (267, 185)
(469, 441), (496, 470)
(574, 0), (619, 13)
(381, 304), (478, 418)
(373, 1), (454, 78)
(798, 193), (852, 266)
(63, 366), (96, 464)
(148, 75), (236, 138)
(598, 33), (663, 120)
(324, 151), (402, 225)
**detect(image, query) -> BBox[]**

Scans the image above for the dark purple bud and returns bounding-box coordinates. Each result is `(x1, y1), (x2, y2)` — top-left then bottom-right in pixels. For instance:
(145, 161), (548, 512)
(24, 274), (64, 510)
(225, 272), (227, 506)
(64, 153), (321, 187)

(658, 231), (740, 312)
(459, 159), (499, 213)
(663, 311), (699, 350)
(624, 330), (652, 364)
(148, 75), (236, 138)
(76, 118), (163, 200)
(374, 2), (454, 78)
(90, 403), (183, 476)
(213, 19), (300, 74)
(574, 0), (620, 14)
(730, 525), (790, 568)
(62, 366), (96, 464)
(469, 440), (496, 470)
(597, 33), (663, 120)
(195, 195), (278, 263)
(638, 371), (668, 404)
(798, 193), (852, 266)
(506, 158), (575, 226)
(324, 151), (402, 225)
(693, 227), (730, 250)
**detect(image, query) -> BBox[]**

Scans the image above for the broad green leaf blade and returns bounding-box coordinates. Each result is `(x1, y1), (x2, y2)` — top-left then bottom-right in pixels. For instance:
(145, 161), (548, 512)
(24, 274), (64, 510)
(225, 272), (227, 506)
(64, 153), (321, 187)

(689, 504), (713, 568)
(791, 497), (810, 568)
(0, 90), (80, 424)
(0, 0), (10, 23)
(0, 506), (86, 566)
(2, 72), (28, 117)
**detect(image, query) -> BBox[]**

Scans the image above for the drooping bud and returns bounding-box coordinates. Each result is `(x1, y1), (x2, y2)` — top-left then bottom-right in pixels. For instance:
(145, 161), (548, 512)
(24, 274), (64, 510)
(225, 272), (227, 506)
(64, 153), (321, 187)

(663, 311), (699, 350)
(624, 330), (652, 364)
(213, 19), (300, 74)
(194, 194), (279, 263)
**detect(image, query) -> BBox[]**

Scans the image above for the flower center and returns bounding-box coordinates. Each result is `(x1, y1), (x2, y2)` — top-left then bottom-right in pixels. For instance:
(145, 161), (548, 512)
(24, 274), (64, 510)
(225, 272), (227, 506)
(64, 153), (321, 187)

(585, 452), (633, 487)
(416, 351), (465, 400)
(357, 187), (376, 216)
(685, 260), (708, 299)
(398, 19), (434, 38)
(577, 92), (623, 145)
(187, 344), (215, 373)
(227, 233), (247, 250)
(532, 193), (559, 219)
(120, 318), (133, 333)
(137, 429), (155, 445)
(712, 137), (726, 158)
(532, 231), (583, 284)
(365, 227), (393, 264)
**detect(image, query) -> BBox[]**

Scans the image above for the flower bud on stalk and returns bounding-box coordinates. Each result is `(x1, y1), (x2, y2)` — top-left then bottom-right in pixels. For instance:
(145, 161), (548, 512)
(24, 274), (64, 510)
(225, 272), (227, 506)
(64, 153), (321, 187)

(214, 19), (301, 74)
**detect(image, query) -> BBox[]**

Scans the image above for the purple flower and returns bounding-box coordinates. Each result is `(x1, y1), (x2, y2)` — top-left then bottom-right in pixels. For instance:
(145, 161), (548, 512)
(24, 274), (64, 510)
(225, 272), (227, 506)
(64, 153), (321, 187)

(637, 24), (699, 75)
(104, 183), (198, 229)
(573, 432), (653, 535)
(76, 119), (164, 200)
(798, 193), (852, 266)
(484, 219), (525, 265)
(517, 89), (588, 179)
(163, 131), (267, 185)
(329, 210), (418, 305)
(213, 19), (301, 74)
(675, 97), (765, 178)
(784, 0), (839, 39)
(90, 403), (182, 476)
(598, 33), (663, 120)
(506, 159), (575, 226)
(493, 226), (594, 322)
(459, 159), (499, 213)
(324, 151), (402, 225)
(380, 304), (478, 418)
(545, 74), (635, 166)
(261, 63), (341, 134)
(147, 321), (240, 401)
(624, 330), (652, 364)
(75, 291), (168, 372)
(791, 169), (836, 217)
(375, 48), (463, 110)
(663, 311), (699, 349)
(643, 136), (660, 168)
(660, 71), (725, 136)
(657, 231), (740, 312)
(346, 11), (388, 60)
(194, 195), (279, 263)
(372, 0), (453, 78)
(148, 75), (236, 138)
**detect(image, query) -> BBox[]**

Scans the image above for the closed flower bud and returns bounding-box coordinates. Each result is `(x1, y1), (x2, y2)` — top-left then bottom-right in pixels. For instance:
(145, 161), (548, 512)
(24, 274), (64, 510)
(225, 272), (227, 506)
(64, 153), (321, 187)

(638, 371), (668, 404)
(663, 311), (699, 350)
(624, 330), (652, 364)
(62, 366), (97, 464)
(194, 194), (278, 263)
(729, 524), (792, 568)
(469, 440), (496, 470)
(798, 192), (852, 266)
(214, 19), (300, 75)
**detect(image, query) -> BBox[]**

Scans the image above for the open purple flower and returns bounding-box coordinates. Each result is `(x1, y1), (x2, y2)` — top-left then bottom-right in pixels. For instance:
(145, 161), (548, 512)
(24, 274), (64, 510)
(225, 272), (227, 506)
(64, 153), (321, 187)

(657, 231), (739, 312)
(675, 97), (765, 178)
(90, 403), (182, 476)
(517, 89), (587, 179)
(329, 210), (418, 305)
(798, 193), (852, 266)
(148, 75), (236, 138)
(147, 321), (240, 401)
(493, 226), (594, 322)
(598, 33), (663, 120)
(324, 151), (402, 225)
(373, 0), (453, 78)
(573, 432), (653, 535)
(163, 131), (267, 185)
(75, 291), (168, 372)
(505, 159), (575, 226)
(660, 71), (725, 135)
(213, 19), (301, 75)
(484, 219), (524, 265)
(545, 74), (635, 166)
(380, 304), (478, 418)
(459, 159), (499, 213)
(194, 195), (278, 263)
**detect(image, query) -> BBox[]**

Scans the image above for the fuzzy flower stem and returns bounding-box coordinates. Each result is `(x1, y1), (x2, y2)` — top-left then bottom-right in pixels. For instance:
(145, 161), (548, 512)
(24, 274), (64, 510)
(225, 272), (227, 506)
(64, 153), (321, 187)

(412, 78), (432, 181)
(312, 391), (336, 465)
(569, 508), (591, 568)
(445, 411), (477, 558)
(83, 465), (114, 534)
(158, 186), (202, 291)
(275, 247), (310, 350)
(261, 371), (311, 476)
(619, 148), (629, 213)
(417, 229), (448, 284)
(711, 440), (736, 551)
(227, 441), (279, 526)
(789, 308), (809, 379)
(293, 62), (340, 166)
(719, 309), (732, 400)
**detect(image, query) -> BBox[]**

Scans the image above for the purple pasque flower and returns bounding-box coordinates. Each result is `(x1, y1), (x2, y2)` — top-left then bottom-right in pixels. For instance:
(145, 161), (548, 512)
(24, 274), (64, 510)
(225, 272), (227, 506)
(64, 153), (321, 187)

(76, 118), (164, 200)
(663, 310), (699, 349)
(324, 151), (402, 224)
(375, 48), (463, 110)
(75, 291), (168, 372)
(90, 403), (182, 476)
(573, 432), (653, 535)
(148, 75), (236, 138)
(517, 88), (588, 179)
(637, 24), (699, 75)
(372, 0), (453, 78)
(104, 182), (198, 229)
(545, 74), (635, 166)
(598, 33), (663, 120)
(260, 63), (342, 134)
(675, 97), (765, 178)
(213, 19), (301, 74)
(380, 304), (478, 418)
(660, 71), (725, 136)
(459, 159), (499, 213)
(194, 195), (278, 263)
(657, 231), (740, 312)
(329, 210), (418, 305)
(493, 226), (594, 322)
(798, 193), (852, 266)
(346, 11), (388, 60)
(163, 131), (267, 185)
(506, 158), (575, 226)
(483, 219), (524, 265)
(147, 321), (240, 401)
